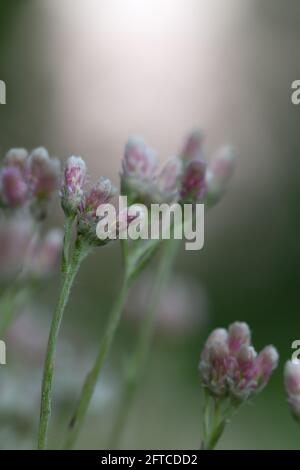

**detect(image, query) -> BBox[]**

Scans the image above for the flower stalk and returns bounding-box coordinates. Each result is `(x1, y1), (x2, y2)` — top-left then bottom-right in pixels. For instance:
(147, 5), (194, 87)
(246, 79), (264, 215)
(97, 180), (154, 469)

(38, 232), (90, 449)
(201, 390), (235, 450)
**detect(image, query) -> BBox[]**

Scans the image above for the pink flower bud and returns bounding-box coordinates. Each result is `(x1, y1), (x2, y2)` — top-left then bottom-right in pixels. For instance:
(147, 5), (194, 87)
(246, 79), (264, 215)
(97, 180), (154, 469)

(0, 166), (28, 207)
(62, 156), (87, 216)
(228, 322), (251, 355)
(205, 146), (236, 202)
(199, 328), (229, 397)
(5, 148), (28, 169)
(122, 137), (158, 182)
(284, 361), (300, 420)
(205, 328), (228, 349)
(156, 156), (182, 202)
(237, 345), (257, 372)
(285, 361), (300, 396)
(255, 345), (279, 388)
(84, 177), (116, 217)
(181, 130), (204, 161)
(180, 159), (207, 202)
(28, 147), (61, 199)
(77, 176), (117, 246)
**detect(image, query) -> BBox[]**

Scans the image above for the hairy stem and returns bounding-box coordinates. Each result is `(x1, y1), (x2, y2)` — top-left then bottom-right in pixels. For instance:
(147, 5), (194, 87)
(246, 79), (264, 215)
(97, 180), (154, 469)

(201, 395), (230, 450)
(64, 274), (132, 449)
(62, 216), (75, 273)
(108, 238), (181, 448)
(38, 232), (88, 450)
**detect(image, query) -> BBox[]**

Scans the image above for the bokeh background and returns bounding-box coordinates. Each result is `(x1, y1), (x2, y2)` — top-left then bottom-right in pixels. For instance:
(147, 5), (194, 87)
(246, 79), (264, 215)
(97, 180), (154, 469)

(1, 0), (300, 449)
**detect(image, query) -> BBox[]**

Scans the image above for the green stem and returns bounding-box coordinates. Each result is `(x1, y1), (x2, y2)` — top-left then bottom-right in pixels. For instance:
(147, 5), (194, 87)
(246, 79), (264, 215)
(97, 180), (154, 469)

(38, 234), (88, 450)
(108, 238), (181, 448)
(202, 396), (230, 450)
(64, 273), (132, 449)
(62, 216), (75, 273)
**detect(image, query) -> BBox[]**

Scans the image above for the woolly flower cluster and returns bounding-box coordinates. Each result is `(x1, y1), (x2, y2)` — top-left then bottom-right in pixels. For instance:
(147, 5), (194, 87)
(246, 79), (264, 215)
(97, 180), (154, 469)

(0, 147), (61, 219)
(61, 156), (142, 246)
(199, 322), (279, 402)
(121, 131), (236, 206)
(0, 147), (62, 282)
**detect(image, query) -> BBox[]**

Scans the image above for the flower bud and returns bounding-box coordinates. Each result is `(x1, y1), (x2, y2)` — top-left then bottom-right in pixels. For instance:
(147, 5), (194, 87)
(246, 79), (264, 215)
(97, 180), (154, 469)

(180, 159), (207, 202)
(62, 156), (87, 217)
(28, 147), (61, 199)
(5, 148), (28, 169)
(181, 130), (204, 162)
(205, 146), (236, 203)
(0, 166), (28, 208)
(255, 345), (279, 389)
(285, 361), (300, 420)
(78, 176), (117, 246)
(285, 361), (300, 396)
(84, 177), (116, 216)
(156, 156), (182, 202)
(228, 322), (251, 355)
(122, 136), (158, 182)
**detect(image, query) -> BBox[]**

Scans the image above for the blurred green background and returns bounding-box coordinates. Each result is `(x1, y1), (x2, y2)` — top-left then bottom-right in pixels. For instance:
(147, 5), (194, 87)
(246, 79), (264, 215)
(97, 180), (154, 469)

(1, 0), (300, 449)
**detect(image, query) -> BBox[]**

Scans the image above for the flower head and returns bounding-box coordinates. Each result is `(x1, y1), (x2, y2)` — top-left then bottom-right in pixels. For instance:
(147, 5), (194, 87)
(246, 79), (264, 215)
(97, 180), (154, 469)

(0, 166), (28, 208)
(4, 148), (28, 169)
(0, 146), (61, 219)
(77, 174), (117, 246)
(28, 147), (61, 199)
(84, 177), (116, 216)
(180, 159), (207, 202)
(199, 321), (278, 402)
(121, 137), (184, 204)
(284, 361), (300, 420)
(122, 136), (158, 182)
(61, 156), (87, 217)
(181, 130), (204, 162)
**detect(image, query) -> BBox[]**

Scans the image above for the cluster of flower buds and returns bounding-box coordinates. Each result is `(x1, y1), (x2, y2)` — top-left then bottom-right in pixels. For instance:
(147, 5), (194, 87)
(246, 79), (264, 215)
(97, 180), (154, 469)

(179, 131), (236, 205)
(121, 136), (182, 204)
(0, 147), (61, 219)
(284, 361), (300, 421)
(199, 322), (279, 402)
(62, 156), (144, 247)
(0, 218), (62, 282)
(121, 131), (236, 207)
